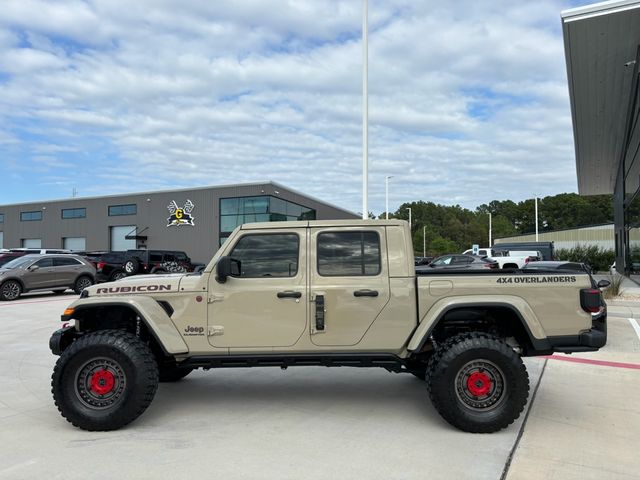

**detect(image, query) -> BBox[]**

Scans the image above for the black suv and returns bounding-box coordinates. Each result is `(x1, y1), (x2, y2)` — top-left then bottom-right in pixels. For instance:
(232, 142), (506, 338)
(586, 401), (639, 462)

(96, 250), (201, 283)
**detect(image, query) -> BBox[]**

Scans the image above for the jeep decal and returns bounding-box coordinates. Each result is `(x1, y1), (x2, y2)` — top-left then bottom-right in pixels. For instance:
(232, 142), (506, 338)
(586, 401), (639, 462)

(96, 285), (173, 294)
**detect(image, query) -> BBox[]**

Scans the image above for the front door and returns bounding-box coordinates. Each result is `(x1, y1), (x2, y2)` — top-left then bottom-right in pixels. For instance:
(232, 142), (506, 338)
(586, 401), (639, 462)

(23, 257), (57, 290)
(208, 229), (307, 348)
(309, 228), (390, 346)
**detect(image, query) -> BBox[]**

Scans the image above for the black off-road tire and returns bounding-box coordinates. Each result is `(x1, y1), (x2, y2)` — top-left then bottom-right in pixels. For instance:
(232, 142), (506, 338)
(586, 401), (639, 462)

(51, 330), (159, 431)
(110, 270), (126, 281)
(0, 280), (22, 301)
(159, 364), (194, 382)
(123, 258), (140, 275)
(74, 275), (93, 294)
(426, 332), (529, 433)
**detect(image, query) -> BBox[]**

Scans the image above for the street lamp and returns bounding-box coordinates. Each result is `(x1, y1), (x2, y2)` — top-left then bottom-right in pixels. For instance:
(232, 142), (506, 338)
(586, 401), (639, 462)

(534, 196), (539, 241)
(361, 0), (369, 220)
(406, 207), (412, 229)
(423, 225), (426, 257)
(385, 175), (393, 220)
(489, 212), (492, 246)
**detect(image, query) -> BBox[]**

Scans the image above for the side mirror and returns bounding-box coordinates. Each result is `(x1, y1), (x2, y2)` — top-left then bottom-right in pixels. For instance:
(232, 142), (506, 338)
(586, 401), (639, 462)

(216, 256), (240, 283)
(597, 279), (611, 289)
(28, 265), (39, 271)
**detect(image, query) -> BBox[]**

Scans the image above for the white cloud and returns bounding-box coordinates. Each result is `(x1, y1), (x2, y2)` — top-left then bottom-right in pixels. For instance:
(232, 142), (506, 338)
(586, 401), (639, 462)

(0, 0), (581, 213)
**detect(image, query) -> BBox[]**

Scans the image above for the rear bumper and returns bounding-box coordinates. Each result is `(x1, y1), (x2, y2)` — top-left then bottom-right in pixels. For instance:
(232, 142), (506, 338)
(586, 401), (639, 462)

(548, 312), (607, 353)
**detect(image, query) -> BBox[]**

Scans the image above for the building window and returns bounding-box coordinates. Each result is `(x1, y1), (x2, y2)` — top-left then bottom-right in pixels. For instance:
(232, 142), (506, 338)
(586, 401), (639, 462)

(317, 231), (381, 276)
(62, 208), (86, 219)
(0, 213), (4, 223)
(219, 196), (316, 244)
(229, 233), (299, 278)
(108, 204), (137, 216)
(20, 211), (42, 221)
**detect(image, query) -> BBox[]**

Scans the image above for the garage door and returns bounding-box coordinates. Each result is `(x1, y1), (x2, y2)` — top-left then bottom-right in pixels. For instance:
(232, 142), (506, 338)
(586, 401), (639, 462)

(0, 231), (3, 249)
(110, 226), (136, 251)
(22, 238), (42, 248)
(63, 237), (86, 251)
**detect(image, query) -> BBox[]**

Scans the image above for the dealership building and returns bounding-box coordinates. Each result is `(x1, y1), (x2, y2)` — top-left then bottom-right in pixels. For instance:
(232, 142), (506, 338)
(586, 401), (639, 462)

(562, 0), (640, 280)
(0, 181), (358, 263)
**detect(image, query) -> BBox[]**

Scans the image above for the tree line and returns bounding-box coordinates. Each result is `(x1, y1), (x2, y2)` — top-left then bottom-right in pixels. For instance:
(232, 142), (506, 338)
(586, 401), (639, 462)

(379, 193), (613, 256)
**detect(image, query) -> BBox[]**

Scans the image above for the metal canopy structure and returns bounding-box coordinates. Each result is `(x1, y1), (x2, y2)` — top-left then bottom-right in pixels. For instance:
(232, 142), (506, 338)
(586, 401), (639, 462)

(562, 0), (640, 195)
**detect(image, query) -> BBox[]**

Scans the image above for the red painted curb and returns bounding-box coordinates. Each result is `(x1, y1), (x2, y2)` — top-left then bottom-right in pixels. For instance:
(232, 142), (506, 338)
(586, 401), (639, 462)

(542, 355), (640, 370)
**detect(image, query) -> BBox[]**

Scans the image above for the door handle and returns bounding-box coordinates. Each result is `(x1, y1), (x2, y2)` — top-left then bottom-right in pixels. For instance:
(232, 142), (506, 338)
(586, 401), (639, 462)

(277, 291), (302, 299)
(354, 289), (379, 297)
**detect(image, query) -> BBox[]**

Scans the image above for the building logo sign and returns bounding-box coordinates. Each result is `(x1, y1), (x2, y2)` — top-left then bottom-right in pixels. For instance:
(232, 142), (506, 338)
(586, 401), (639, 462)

(167, 199), (195, 227)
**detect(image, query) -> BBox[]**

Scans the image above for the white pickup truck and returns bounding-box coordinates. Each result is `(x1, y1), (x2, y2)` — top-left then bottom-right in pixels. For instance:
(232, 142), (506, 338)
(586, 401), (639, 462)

(463, 248), (541, 269)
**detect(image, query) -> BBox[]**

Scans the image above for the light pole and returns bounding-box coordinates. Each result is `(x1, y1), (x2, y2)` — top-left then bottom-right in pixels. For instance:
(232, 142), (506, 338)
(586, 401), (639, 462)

(423, 225), (426, 257)
(534, 196), (539, 241)
(361, 0), (369, 220)
(406, 207), (412, 230)
(489, 212), (492, 246)
(385, 175), (393, 219)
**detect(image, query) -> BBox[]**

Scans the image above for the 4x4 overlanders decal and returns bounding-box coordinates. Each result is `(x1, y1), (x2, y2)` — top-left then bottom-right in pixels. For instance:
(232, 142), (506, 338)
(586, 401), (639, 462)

(496, 276), (577, 284)
(96, 285), (172, 293)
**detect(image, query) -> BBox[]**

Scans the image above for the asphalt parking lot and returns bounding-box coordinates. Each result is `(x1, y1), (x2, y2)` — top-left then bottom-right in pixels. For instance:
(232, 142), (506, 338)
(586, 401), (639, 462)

(0, 293), (639, 480)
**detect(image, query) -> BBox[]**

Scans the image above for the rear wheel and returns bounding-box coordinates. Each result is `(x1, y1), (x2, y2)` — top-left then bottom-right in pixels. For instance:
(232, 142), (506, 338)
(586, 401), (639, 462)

(51, 330), (159, 431)
(426, 333), (529, 433)
(0, 280), (22, 301)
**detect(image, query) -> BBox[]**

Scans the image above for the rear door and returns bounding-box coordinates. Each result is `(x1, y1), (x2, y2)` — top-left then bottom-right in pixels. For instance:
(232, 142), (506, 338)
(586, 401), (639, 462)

(53, 256), (83, 286)
(309, 227), (390, 346)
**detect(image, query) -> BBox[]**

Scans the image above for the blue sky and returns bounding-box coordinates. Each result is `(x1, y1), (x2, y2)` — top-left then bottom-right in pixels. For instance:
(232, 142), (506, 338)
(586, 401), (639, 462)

(0, 0), (590, 213)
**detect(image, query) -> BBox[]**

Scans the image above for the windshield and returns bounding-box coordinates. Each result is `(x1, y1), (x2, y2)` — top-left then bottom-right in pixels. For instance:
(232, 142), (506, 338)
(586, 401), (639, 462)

(1, 256), (35, 269)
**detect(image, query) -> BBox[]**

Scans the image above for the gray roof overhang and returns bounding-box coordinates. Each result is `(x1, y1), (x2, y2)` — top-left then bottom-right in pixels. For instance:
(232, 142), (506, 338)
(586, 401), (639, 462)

(562, 0), (640, 195)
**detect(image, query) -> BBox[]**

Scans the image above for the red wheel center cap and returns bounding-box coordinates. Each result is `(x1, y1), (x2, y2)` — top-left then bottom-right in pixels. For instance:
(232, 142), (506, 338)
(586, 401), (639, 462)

(467, 371), (492, 397)
(90, 369), (115, 395)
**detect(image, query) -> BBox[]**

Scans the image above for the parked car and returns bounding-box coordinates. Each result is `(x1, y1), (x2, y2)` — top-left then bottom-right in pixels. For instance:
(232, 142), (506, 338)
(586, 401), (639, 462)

(0, 254), (96, 301)
(417, 254), (499, 271)
(0, 252), (27, 267)
(491, 241), (555, 261)
(522, 261), (590, 274)
(414, 256), (433, 266)
(96, 249), (201, 283)
(488, 250), (542, 270)
(75, 251), (109, 268)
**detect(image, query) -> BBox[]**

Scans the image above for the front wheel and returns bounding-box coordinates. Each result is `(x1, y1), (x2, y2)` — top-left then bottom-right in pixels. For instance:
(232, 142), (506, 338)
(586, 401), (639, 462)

(51, 330), (159, 431)
(0, 280), (22, 301)
(426, 333), (529, 433)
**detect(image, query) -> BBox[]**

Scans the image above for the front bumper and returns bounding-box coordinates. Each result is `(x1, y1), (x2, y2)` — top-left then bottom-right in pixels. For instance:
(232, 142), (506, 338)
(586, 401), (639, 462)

(49, 326), (78, 355)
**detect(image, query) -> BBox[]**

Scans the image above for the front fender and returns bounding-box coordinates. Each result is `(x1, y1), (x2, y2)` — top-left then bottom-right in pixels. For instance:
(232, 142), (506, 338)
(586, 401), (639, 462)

(63, 296), (189, 355)
(407, 295), (546, 352)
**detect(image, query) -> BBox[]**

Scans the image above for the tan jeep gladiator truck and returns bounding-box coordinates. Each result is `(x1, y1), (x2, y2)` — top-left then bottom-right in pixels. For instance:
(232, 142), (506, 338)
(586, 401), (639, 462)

(49, 220), (607, 433)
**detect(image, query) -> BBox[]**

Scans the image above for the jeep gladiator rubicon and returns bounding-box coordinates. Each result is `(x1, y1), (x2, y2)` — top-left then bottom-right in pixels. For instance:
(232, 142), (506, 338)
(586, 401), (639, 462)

(49, 220), (606, 433)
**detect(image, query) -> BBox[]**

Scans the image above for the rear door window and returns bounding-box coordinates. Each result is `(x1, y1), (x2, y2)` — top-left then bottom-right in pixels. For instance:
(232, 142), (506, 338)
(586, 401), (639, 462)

(317, 231), (381, 276)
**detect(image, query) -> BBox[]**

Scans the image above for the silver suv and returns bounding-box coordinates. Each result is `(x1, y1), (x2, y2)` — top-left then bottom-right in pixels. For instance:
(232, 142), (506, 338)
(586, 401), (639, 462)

(0, 254), (96, 301)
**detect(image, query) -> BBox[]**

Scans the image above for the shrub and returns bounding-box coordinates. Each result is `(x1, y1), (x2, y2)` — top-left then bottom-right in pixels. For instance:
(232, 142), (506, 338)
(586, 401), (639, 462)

(555, 245), (615, 273)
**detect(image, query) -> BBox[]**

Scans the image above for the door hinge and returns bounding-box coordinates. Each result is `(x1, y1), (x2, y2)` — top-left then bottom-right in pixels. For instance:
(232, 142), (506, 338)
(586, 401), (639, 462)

(208, 325), (224, 336)
(208, 293), (225, 304)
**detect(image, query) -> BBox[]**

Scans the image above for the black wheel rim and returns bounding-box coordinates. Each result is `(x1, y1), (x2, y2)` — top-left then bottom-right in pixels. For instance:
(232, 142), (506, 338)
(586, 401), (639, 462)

(454, 359), (506, 411)
(2, 282), (20, 300)
(77, 278), (92, 290)
(74, 357), (127, 409)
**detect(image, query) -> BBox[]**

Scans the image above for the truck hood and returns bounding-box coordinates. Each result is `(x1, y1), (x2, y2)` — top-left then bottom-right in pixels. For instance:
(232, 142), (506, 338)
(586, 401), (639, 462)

(86, 274), (184, 297)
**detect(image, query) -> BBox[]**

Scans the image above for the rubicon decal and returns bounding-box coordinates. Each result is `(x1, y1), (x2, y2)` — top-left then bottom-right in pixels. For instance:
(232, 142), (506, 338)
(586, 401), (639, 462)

(167, 199), (195, 227)
(496, 276), (577, 284)
(96, 285), (173, 294)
